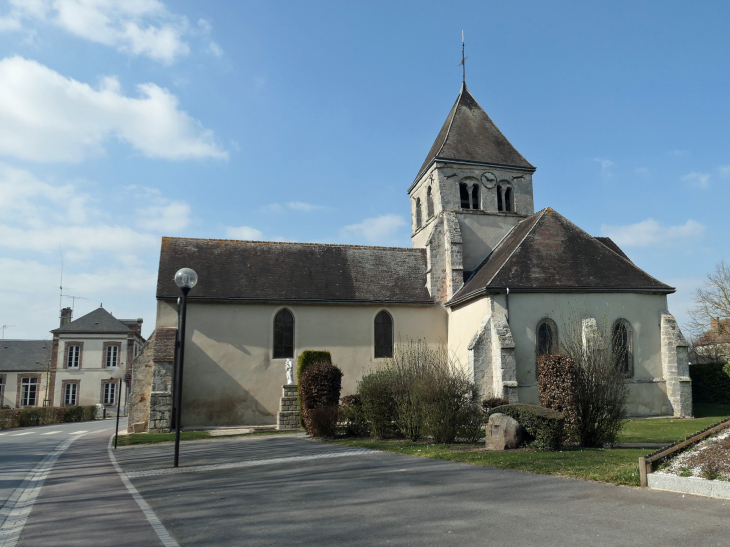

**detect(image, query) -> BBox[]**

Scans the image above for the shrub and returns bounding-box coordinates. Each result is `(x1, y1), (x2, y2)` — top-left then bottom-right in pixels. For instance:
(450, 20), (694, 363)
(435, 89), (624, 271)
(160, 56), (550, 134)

(482, 397), (509, 412)
(488, 404), (565, 451)
(690, 363), (730, 404)
(537, 354), (579, 442)
(339, 394), (369, 437)
(0, 406), (100, 429)
(420, 367), (477, 444)
(457, 400), (486, 443)
(63, 405), (96, 422)
(299, 360), (343, 436)
(297, 350), (332, 427)
(307, 406), (339, 438)
(358, 369), (397, 438)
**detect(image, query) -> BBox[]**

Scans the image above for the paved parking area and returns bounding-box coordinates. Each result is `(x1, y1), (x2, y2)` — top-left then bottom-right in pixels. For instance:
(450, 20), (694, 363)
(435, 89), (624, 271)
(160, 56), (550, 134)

(113, 434), (730, 547)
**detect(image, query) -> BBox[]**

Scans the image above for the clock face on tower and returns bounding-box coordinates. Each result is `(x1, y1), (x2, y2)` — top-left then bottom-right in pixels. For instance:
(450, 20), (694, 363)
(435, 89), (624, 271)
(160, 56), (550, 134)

(481, 172), (497, 189)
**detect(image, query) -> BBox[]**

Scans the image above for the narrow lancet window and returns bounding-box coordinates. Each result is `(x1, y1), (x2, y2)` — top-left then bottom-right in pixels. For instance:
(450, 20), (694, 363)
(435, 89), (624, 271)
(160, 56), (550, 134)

(426, 187), (434, 218)
(497, 185), (504, 211)
(415, 198), (422, 229)
(459, 183), (470, 209)
(274, 309), (294, 359)
(505, 187), (513, 212)
(374, 311), (393, 358)
(612, 319), (633, 375)
(536, 319), (557, 356)
(471, 185), (479, 210)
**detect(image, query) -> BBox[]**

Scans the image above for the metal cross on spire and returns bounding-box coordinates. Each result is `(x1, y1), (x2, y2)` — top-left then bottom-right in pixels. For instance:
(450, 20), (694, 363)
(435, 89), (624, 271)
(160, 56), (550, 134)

(459, 30), (468, 84)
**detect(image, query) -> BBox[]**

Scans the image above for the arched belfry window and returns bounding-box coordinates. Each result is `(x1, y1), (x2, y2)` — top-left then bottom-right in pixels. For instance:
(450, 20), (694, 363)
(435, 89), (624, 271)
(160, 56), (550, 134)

(536, 318), (558, 356)
(471, 185), (480, 210)
(374, 311), (393, 358)
(273, 309), (294, 359)
(505, 187), (513, 212)
(497, 185), (504, 211)
(612, 319), (633, 376)
(459, 183), (470, 209)
(415, 198), (422, 229)
(426, 187), (434, 218)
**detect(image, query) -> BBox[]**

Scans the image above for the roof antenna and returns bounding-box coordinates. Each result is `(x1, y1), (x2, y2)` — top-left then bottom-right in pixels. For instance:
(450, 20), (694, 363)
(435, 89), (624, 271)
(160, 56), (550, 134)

(459, 30), (467, 85)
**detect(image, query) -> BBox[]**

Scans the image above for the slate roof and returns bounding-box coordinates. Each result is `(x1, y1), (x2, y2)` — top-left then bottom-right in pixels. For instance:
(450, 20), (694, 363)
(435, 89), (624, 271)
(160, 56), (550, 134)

(0, 340), (51, 372)
(157, 238), (433, 305)
(449, 208), (674, 306)
(52, 307), (134, 334)
(414, 83), (534, 185)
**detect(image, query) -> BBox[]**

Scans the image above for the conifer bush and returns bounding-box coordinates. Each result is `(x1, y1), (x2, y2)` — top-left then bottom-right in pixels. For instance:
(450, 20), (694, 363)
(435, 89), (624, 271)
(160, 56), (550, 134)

(299, 360), (343, 436)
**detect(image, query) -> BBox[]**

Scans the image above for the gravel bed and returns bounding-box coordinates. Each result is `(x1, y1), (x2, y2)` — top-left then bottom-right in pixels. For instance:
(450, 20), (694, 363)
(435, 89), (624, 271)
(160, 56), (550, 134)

(658, 425), (730, 481)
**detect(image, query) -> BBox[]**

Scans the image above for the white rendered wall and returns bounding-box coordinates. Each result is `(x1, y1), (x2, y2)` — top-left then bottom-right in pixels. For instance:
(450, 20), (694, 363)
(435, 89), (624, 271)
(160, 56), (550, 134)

(156, 300), (448, 426)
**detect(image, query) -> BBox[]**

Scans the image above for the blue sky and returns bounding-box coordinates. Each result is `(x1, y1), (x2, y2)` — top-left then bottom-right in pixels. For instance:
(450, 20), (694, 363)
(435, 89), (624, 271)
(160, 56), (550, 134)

(1, 0), (728, 339)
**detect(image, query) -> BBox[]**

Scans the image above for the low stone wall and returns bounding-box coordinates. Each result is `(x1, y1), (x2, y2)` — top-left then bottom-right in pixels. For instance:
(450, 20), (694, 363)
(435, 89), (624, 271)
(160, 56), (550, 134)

(277, 384), (300, 430)
(648, 473), (730, 500)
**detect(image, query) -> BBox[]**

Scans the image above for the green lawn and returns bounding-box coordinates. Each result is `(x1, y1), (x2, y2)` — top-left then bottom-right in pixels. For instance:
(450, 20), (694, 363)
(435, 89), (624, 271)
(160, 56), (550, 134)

(328, 403), (730, 487)
(114, 429), (293, 446)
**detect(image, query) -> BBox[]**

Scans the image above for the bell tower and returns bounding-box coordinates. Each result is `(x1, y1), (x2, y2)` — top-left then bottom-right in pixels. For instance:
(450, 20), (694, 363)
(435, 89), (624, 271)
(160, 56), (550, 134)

(409, 83), (536, 303)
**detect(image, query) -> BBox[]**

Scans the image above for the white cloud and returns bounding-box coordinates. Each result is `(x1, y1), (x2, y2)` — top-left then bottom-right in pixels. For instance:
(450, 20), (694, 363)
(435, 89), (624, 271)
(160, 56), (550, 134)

(0, 56), (227, 162)
(682, 172), (711, 189)
(342, 214), (406, 244)
(226, 226), (263, 240)
(286, 201), (326, 212)
(136, 201), (190, 232)
(0, 0), (222, 64)
(594, 157), (614, 176)
(670, 150), (688, 157)
(717, 165), (730, 178)
(601, 218), (705, 248)
(635, 167), (649, 174)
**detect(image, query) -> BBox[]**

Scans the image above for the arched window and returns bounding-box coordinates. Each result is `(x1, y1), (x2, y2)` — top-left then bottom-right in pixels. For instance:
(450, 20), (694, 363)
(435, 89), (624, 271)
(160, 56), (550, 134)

(459, 183), (470, 209)
(505, 187), (513, 212)
(612, 319), (633, 375)
(536, 318), (558, 356)
(374, 311), (393, 358)
(471, 185), (480, 210)
(497, 185), (504, 211)
(273, 309), (294, 359)
(426, 187), (434, 218)
(415, 198), (422, 229)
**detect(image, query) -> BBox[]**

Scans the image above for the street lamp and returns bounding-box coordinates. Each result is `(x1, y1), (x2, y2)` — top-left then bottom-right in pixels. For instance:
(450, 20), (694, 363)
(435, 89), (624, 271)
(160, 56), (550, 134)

(173, 267), (197, 468)
(112, 366), (124, 449)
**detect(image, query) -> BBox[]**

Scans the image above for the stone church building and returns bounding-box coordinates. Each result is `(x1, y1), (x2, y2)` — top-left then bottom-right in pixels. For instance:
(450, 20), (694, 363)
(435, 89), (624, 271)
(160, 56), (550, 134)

(128, 83), (691, 432)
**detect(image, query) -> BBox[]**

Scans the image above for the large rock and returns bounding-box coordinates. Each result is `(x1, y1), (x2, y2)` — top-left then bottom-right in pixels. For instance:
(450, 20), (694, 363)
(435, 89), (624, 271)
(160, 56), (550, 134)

(485, 413), (523, 450)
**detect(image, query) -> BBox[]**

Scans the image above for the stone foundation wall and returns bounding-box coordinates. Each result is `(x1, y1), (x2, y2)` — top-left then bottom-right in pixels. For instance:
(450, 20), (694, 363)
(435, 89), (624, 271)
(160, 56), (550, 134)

(277, 384), (300, 430)
(661, 312), (693, 417)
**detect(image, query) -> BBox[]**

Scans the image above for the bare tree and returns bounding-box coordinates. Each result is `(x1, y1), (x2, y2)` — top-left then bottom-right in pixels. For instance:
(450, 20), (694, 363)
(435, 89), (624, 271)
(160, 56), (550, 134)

(688, 260), (730, 364)
(559, 310), (629, 447)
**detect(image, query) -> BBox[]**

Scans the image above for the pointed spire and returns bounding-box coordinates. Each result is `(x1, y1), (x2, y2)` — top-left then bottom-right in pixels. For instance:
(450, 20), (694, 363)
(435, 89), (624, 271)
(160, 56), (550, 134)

(459, 31), (467, 85)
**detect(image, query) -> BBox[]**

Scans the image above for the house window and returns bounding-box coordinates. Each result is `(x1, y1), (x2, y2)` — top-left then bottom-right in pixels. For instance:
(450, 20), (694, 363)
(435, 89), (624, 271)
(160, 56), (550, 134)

(612, 319), (633, 375)
(374, 311), (393, 358)
(63, 383), (78, 406)
(273, 309), (294, 359)
(20, 377), (38, 407)
(426, 187), (434, 218)
(102, 381), (117, 405)
(105, 345), (119, 368)
(536, 318), (558, 356)
(415, 198), (422, 229)
(459, 183), (470, 209)
(66, 344), (81, 368)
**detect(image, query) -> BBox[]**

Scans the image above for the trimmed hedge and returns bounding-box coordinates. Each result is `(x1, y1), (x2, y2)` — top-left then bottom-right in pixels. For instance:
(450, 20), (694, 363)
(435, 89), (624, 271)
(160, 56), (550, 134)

(482, 397), (509, 412)
(0, 405), (97, 429)
(537, 354), (579, 442)
(299, 360), (343, 437)
(690, 363), (730, 404)
(297, 350), (332, 427)
(488, 404), (565, 451)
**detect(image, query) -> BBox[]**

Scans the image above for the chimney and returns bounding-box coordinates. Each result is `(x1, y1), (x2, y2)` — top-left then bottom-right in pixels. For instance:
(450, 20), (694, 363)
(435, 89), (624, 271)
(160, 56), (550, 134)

(60, 307), (73, 327)
(131, 318), (143, 335)
(711, 317), (720, 331)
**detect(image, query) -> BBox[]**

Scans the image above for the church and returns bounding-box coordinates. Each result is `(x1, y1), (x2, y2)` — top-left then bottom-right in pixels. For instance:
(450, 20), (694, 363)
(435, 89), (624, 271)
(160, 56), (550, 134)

(128, 82), (692, 433)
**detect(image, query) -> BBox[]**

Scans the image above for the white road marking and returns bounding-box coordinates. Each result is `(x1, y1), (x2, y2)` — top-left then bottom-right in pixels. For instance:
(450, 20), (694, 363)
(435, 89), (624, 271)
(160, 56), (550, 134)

(0, 434), (84, 547)
(10, 432), (32, 437)
(40, 431), (60, 435)
(70, 431), (88, 435)
(107, 437), (180, 547)
(125, 449), (376, 478)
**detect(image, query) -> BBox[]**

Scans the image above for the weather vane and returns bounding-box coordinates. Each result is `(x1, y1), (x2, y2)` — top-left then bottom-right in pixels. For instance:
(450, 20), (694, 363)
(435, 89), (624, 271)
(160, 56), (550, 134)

(459, 30), (467, 84)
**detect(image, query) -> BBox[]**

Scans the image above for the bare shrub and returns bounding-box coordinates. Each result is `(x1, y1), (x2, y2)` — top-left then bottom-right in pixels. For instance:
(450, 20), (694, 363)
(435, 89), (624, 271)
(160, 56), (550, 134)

(339, 395), (369, 437)
(306, 406), (339, 438)
(358, 369), (397, 438)
(560, 310), (629, 447)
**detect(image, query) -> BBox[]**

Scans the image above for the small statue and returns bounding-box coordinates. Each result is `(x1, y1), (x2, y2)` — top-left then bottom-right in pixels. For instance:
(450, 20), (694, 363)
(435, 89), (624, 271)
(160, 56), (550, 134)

(285, 359), (294, 385)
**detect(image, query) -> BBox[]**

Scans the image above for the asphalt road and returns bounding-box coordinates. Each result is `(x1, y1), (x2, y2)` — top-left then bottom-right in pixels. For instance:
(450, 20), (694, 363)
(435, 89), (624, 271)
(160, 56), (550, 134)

(0, 418), (122, 510)
(113, 435), (730, 547)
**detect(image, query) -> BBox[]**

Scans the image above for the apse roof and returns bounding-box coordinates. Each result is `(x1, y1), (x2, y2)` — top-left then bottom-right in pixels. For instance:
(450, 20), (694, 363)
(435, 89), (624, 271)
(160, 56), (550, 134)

(449, 208), (673, 306)
(414, 83), (534, 185)
(157, 238), (433, 305)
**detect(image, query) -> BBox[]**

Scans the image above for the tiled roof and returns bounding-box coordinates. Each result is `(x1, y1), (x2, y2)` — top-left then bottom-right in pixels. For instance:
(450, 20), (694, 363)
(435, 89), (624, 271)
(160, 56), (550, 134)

(450, 208), (674, 305)
(157, 238), (433, 305)
(0, 340), (51, 372)
(415, 83), (534, 184)
(52, 307), (134, 334)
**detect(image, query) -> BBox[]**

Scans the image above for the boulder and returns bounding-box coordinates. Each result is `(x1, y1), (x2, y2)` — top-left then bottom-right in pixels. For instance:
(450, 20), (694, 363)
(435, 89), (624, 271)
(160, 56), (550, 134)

(485, 413), (523, 450)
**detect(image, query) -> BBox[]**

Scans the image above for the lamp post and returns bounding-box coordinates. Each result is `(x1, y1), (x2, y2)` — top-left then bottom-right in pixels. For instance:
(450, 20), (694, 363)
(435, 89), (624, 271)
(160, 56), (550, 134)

(112, 366), (124, 449)
(173, 267), (198, 468)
